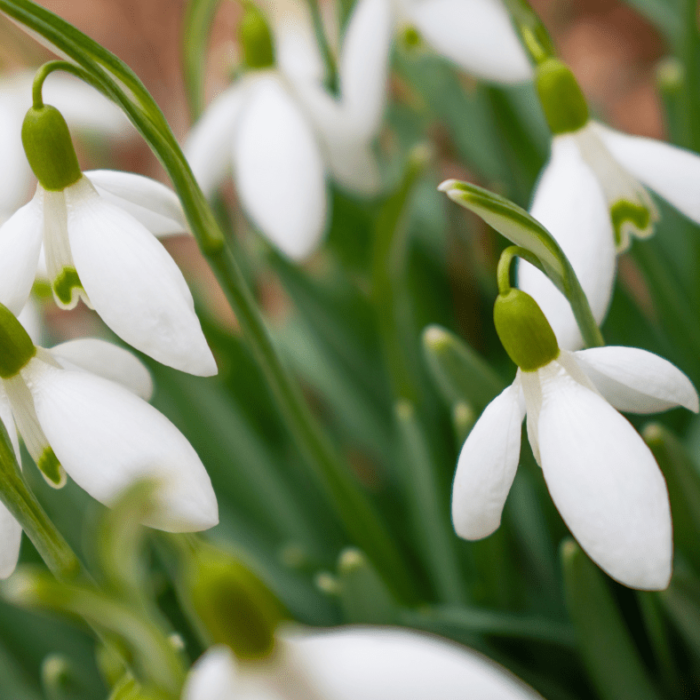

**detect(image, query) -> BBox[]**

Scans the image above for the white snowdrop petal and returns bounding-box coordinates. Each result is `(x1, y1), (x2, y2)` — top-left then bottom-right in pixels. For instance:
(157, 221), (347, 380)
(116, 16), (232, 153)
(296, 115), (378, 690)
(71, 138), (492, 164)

(0, 381), (22, 580)
(282, 626), (545, 699)
(326, 140), (381, 195)
(64, 178), (217, 376)
(452, 382), (525, 540)
(50, 338), (154, 401)
(537, 363), (672, 590)
(339, 0), (392, 139)
(517, 135), (616, 350)
(0, 100), (32, 220)
(85, 170), (188, 237)
(574, 346), (699, 414)
(184, 83), (248, 198)
(29, 361), (218, 532)
(183, 646), (239, 700)
(592, 122), (700, 225)
(407, 0), (532, 83)
(233, 77), (327, 259)
(0, 193), (44, 315)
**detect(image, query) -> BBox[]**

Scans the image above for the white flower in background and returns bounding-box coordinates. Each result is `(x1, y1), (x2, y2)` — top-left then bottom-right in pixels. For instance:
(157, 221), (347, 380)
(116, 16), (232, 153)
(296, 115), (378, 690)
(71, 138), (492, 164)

(395, 0), (532, 83)
(2, 101), (216, 376)
(185, 0), (392, 260)
(0, 308), (218, 579)
(0, 70), (131, 223)
(518, 59), (700, 349)
(183, 627), (545, 700)
(452, 288), (699, 590)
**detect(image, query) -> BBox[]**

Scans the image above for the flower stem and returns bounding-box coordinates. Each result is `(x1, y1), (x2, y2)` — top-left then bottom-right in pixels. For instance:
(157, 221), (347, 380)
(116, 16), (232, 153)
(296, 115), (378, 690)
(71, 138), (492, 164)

(0, 420), (80, 582)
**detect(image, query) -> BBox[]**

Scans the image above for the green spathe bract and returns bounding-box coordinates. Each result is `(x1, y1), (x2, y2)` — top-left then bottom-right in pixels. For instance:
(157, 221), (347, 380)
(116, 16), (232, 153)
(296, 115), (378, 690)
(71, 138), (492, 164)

(494, 289), (559, 371)
(239, 4), (275, 70)
(22, 105), (82, 191)
(536, 58), (589, 135)
(188, 547), (285, 660)
(0, 304), (36, 378)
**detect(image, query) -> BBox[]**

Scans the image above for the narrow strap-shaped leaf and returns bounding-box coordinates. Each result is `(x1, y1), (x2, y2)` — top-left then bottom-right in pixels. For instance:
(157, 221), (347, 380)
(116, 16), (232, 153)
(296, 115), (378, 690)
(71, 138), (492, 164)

(561, 540), (662, 700)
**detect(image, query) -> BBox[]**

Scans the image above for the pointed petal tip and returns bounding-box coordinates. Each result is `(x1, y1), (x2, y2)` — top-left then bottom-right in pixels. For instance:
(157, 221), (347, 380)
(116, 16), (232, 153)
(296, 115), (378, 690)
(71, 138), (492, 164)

(437, 178), (458, 192)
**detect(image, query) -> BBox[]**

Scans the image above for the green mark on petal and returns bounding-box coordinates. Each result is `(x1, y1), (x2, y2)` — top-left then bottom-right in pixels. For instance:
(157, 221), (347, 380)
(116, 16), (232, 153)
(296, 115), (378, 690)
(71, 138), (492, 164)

(53, 268), (85, 308)
(610, 200), (654, 251)
(38, 448), (65, 488)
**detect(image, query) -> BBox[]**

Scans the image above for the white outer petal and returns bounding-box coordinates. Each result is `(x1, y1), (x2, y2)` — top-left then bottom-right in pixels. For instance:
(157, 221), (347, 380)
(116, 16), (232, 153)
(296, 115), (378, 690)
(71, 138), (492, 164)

(339, 0), (393, 139)
(49, 338), (154, 401)
(573, 346), (699, 414)
(182, 646), (239, 700)
(0, 91), (32, 219)
(0, 386), (24, 580)
(592, 122), (700, 225)
(536, 361), (672, 590)
(85, 170), (188, 237)
(281, 626), (545, 699)
(517, 135), (616, 350)
(405, 0), (532, 83)
(233, 75), (327, 260)
(452, 381), (525, 540)
(27, 360), (218, 533)
(64, 177), (217, 377)
(0, 191), (44, 315)
(184, 82), (249, 198)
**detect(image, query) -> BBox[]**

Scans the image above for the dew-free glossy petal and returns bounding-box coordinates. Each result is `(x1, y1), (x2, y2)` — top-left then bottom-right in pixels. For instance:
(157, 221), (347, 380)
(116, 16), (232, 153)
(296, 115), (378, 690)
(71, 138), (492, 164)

(282, 626), (545, 699)
(593, 122), (700, 225)
(452, 382), (525, 540)
(50, 338), (154, 400)
(85, 170), (188, 237)
(0, 193), (44, 315)
(406, 0), (532, 83)
(0, 97), (32, 221)
(518, 135), (616, 350)
(574, 346), (699, 414)
(233, 76), (327, 259)
(64, 178), (217, 376)
(29, 361), (218, 532)
(339, 0), (392, 139)
(184, 83), (248, 198)
(183, 646), (239, 700)
(537, 363), (672, 590)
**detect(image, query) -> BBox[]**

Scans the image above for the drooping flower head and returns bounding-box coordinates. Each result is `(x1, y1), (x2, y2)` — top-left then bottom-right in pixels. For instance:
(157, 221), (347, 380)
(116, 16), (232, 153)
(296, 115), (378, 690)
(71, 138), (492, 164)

(0, 303), (218, 579)
(452, 278), (698, 590)
(518, 58), (700, 350)
(0, 97), (216, 376)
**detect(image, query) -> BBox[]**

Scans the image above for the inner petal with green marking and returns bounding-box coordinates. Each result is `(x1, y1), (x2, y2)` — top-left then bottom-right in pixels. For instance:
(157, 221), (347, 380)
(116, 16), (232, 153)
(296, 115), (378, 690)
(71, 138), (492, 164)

(575, 123), (658, 252)
(52, 267), (88, 309)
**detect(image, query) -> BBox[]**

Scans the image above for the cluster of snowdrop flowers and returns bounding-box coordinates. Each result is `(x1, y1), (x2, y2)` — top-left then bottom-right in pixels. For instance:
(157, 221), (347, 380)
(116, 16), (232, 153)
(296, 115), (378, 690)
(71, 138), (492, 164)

(185, 0), (392, 260)
(451, 272), (699, 590)
(0, 303), (218, 579)
(183, 627), (544, 700)
(518, 58), (700, 350)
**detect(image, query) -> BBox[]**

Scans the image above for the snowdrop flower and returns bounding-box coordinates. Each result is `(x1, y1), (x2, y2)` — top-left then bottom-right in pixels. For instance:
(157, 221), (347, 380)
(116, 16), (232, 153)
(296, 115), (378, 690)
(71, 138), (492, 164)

(452, 285), (698, 590)
(0, 303), (218, 578)
(0, 101), (216, 376)
(185, 0), (392, 260)
(395, 0), (532, 83)
(0, 69), (131, 223)
(518, 58), (700, 349)
(183, 627), (544, 700)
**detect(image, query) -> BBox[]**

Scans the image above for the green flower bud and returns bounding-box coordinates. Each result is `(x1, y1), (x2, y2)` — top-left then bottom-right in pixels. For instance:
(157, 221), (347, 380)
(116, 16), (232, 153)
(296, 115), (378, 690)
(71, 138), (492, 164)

(0, 304), (36, 378)
(494, 289), (559, 371)
(187, 546), (285, 660)
(22, 105), (82, 191)
(535, 58), (589, 135)
(239, 5), (275, 70)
